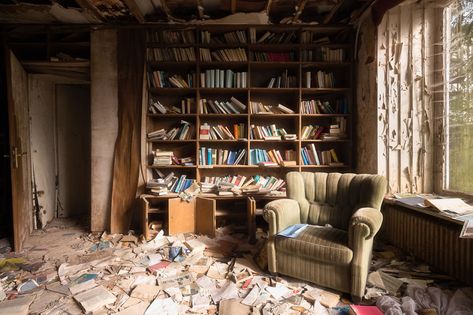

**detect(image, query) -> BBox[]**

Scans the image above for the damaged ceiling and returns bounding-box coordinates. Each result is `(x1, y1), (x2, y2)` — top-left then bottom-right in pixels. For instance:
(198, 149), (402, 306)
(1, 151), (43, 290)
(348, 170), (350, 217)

(0, 0), (372, 24)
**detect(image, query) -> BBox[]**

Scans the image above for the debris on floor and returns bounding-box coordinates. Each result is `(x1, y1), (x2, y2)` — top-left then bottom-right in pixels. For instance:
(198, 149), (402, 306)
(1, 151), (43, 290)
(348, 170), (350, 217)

(0, 218), (472, 314)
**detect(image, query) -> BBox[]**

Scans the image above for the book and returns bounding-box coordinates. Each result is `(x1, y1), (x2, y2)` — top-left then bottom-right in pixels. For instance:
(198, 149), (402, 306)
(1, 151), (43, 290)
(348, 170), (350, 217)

(348, 305), (383, 315)
(424, 198), (473, 216)
(277, 224), (308, 238)
(460, 219), (473, 238)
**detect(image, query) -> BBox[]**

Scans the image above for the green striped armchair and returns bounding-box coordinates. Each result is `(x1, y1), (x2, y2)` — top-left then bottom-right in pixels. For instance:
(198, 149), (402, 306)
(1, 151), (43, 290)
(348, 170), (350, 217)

(263, 172), (387, 299)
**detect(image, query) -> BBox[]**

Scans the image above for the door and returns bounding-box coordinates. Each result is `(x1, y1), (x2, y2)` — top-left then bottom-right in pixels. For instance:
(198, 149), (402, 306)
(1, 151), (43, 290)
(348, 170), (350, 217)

(168, 198), (195, 235)
(195, 197), (216, 237)
(6, 50), (32, 251)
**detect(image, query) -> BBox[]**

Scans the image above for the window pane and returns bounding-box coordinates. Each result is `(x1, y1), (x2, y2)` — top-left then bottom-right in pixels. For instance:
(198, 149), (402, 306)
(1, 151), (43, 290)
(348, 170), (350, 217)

(445, 0), (473, 193)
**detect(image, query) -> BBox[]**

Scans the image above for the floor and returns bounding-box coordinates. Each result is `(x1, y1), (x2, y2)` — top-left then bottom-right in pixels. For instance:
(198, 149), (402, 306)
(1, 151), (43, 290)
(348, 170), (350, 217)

(0, 219), (472, 314)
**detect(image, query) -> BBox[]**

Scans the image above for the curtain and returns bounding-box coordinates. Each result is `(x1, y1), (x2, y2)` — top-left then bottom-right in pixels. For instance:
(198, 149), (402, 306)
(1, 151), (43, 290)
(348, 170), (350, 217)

(110, 29), (145, 233)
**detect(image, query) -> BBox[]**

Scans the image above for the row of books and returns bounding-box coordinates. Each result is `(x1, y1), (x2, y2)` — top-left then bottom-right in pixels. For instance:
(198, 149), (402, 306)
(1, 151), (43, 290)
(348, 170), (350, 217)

(148, 71), (196, 88)
(200, 30), (247, 45)
(250, 124), (294, 140)
(149, 97), (195, 114)
(199, 97), (246, 114)
(249, 102), (294, 114)
(300, 33), (331, 44)
(200, 174), (286, 194)
(146, 47), (196, 62)
(200, 123), (246, 140)
(147, 172), (194, 195)
(301, 98), (348, 114)
(301, 144), (342, 166)
(147, 120), (194, 141)
(147, 30), (196, 44)
(250, 52), (296, 62)
(304, 71), (335, 88)
(267, 70), (297, 88)
(250, 30), (297, 44)
(199, 147), (246, 166)
(201, 69), (247, 88)
(301, 47), (345, 62)
(249, 148), (297, 165)
(199, 48), (247, 62)
(301, 118), (347, 140)
(153, 151), (195, 166)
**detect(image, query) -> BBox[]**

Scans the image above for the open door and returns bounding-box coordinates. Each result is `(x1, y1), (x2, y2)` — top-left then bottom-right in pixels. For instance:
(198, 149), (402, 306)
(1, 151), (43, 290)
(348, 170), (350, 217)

(168, 198), (195, 235)
(195, 197), (216, 237)
(6, 50), (32, 251)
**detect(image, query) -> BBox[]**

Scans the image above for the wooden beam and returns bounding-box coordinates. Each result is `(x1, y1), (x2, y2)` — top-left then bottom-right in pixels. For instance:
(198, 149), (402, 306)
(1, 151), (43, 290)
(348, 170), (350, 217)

(265, 0), (273, 15)
(158, 0), (186, 22)
(75, 0), (105, 22)
(231, 0), (237, 14)
(292, 0), (308, 23)
(323, 0), (344, 24)
(122, 0), (146, 23)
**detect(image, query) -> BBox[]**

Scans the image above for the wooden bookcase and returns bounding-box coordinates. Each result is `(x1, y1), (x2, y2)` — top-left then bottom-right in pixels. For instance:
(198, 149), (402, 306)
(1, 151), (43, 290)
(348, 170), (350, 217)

(143, 24), (354, 237)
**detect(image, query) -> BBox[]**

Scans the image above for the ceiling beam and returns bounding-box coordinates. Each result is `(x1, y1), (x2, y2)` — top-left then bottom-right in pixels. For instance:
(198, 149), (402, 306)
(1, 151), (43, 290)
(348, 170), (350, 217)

(122, 0), (145, 23)
(292, 0), (307, 23)
(323, 0), (345, 24)
(265, 0), (273, 16)
(75, 0), (105, 22)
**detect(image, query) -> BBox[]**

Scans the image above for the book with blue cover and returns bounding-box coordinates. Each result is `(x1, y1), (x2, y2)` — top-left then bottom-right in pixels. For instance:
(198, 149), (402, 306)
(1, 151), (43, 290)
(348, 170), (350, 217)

(277, 224), (308, 238)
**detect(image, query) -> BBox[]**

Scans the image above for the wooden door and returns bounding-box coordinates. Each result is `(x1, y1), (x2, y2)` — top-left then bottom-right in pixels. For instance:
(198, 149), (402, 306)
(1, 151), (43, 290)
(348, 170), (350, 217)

(195, 197), (216, 237)
(6, 51), (32, 251)
(168, 198), (195, 235)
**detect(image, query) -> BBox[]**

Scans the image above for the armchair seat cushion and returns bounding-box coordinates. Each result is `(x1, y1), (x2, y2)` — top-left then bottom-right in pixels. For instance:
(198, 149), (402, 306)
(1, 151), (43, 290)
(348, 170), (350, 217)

(275, 225), (353, 266)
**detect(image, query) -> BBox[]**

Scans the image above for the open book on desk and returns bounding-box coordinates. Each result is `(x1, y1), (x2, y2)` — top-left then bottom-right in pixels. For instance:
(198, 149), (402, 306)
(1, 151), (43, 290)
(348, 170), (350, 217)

(424, 198), (473, 216)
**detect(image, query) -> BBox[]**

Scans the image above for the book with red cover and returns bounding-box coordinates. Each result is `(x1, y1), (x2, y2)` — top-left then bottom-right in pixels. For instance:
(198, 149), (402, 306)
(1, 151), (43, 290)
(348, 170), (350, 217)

(349, 305), (383, 315)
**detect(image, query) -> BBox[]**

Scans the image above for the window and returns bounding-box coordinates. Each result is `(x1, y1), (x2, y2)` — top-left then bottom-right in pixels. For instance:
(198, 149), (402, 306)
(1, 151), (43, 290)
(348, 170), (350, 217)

(443, 0), (473, 194)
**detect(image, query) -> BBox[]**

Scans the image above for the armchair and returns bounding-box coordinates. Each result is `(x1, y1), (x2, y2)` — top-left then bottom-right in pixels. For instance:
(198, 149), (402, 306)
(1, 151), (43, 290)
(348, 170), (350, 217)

(263, 172), (386, 299)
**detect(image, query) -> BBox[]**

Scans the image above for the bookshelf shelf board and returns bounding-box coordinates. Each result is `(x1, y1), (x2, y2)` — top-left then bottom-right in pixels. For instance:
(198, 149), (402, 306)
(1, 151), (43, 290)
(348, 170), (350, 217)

(199, 43), (248, 49)
(148, 208), (167, 214)
(250, 114), (299, 118)
(300, 165), (350, 168)
(147, 114), (198, 118)
(301, 114), (350, 117)
(253, 165), (300, 169)
(148, 61), (196, 69)
(250, 88), (299, 93)
(147, 42), (197, 48)
(199, 88), (248, 94)
(148, 165), (197, 169)
(149, 87), (197, 95)
(249, 62), (299, 69)
(200, 61), (248, 67)
(198, 165), (254, 169)
(199, 113), (248, 118)
(250, 139), (298, 143)
(301, 88), (351, 94)
(147, 140), (197, 143)
(301, 139), (351, 143)
(248, 44), (299, 49)
(199, 139), (248, 143)
(301, 62), (352, 67)
(301, 43), (351, 49)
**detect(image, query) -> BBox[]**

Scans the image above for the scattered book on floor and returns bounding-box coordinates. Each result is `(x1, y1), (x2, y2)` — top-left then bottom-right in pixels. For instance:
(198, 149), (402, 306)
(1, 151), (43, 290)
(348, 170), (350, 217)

(348, 305), (383, 315)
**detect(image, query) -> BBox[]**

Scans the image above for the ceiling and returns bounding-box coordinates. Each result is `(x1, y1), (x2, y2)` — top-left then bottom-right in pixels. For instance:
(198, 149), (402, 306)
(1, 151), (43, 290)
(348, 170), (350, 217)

(0, 0), (372, 25)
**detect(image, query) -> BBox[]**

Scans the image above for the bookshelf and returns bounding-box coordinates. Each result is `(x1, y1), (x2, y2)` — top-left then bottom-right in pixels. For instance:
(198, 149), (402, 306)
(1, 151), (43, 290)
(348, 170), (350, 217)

(144, 24), (354, 203)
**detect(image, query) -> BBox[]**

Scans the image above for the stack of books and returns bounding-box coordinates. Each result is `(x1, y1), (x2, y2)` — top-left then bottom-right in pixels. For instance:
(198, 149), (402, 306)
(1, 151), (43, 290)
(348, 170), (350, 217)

(199, 97), (246, 114)
(320, 118), (347, 140)
(199, 48), (247, 62)
(148, 71), (195, 88)
(200, 123), (246, 140)
(249, 149), (296, 165)
(301, 98), (348, 114)
(249, 102), (294, 114)
(301, 144), (343, 166)
(147, 120), (194, 141)
(250, 29), (297, 44)
(153, 151), (173, 165)
(146, 47), (196, 62)
(200, 30), (247, 45)
(200, 69), (247, 88)
(147, 172), (195, 195)
(149, 97), (195, 114)
(304, 71), (335, 88)
(199, 148), (247, 165)
(200, 174), (286, 194)
(250, 124), (295, 140)
(301, 47), (345, 62)
(251, 52), (296, 62)
(266, 70), (297, 88)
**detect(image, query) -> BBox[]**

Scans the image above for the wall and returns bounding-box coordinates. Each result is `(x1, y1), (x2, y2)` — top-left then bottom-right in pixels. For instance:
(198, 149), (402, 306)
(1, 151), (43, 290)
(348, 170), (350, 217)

(90, 29), (119, 232)
(28, 77), (56, 227)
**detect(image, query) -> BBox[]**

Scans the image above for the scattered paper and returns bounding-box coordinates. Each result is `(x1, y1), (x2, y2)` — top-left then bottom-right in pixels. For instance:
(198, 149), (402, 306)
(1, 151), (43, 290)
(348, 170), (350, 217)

(73, 285), (116, 313)
(145, 297), (178, 315)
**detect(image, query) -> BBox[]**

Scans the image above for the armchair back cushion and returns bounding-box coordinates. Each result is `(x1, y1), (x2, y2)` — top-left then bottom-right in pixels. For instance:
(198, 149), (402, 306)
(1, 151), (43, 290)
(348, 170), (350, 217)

(286, 172), (386, 230)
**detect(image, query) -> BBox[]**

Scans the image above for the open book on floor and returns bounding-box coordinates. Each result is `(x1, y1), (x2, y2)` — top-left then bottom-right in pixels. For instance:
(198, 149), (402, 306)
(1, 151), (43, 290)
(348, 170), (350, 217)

(277, 224), (308, 238)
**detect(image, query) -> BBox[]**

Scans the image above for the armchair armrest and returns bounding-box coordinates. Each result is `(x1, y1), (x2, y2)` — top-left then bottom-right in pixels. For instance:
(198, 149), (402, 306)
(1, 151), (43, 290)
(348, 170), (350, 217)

(263, 199), (301, 236)
(350, 207), (383, 240)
